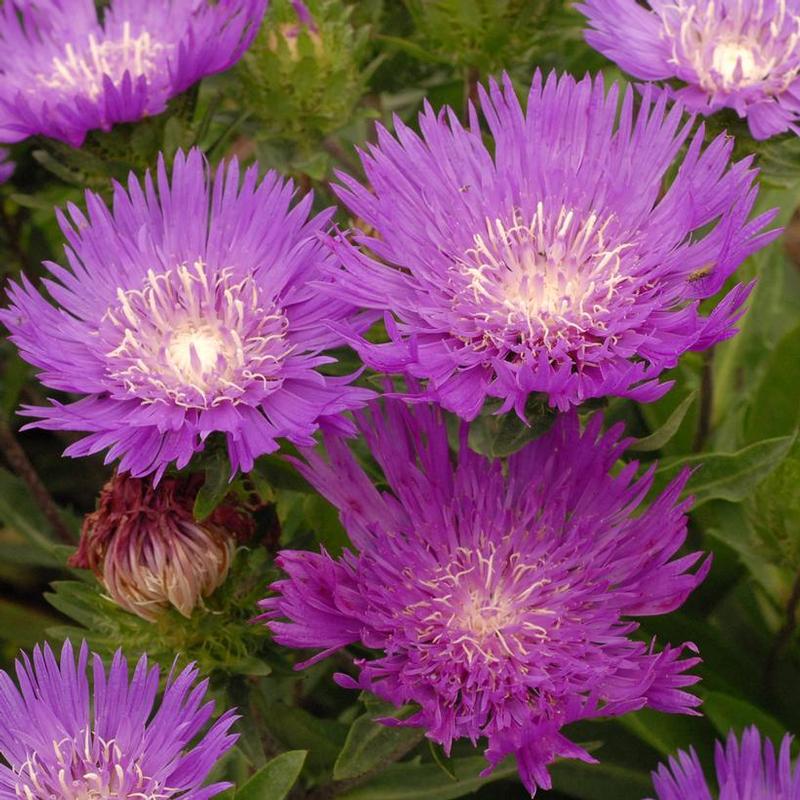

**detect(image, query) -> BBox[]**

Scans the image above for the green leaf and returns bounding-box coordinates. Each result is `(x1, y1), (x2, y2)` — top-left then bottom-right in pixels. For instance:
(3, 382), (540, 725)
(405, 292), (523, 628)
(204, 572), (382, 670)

(745, 322), (800, 444)
(337, 756), (517, 800)
(236, 750), (307, 800)
(257, 701), (347, 773)
(652, 434), (796, 507)
(703, 691), (792, 747)
(334, 707), (423, 781)
(193, 451), (231, 521)
(375, 34), (451, 64)
(0, 467), (64, 558)
(629, 392), (696, 453)
(427, 740), (457, 780)
(0, 598), (61, 648)
(251, 454), (314, 493)
(618, 708), (708, 758)
(713, 246), (800, 433)
(549, 760), (653, 800)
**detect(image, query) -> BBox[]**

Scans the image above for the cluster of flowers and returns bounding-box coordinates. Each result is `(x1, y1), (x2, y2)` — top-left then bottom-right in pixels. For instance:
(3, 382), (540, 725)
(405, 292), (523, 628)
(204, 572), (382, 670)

(0, 0), (798, 798)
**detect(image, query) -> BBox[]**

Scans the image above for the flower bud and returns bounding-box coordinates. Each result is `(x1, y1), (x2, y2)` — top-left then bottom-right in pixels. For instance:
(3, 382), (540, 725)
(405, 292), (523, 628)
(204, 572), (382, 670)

(71, 473), (253, 622)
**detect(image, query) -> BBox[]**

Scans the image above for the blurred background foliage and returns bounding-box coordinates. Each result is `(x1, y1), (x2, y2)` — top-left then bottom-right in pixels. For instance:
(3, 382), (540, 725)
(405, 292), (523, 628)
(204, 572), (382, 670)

(3, 1), (800, 798)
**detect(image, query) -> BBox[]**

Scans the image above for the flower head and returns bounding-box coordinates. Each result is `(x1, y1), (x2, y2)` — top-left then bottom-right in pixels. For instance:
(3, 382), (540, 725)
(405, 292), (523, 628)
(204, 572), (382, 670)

(577, 0), (800, 140)
(1, 148), (372, 479)
(259, 398), (710, 794)
(649, 726), (800, 799)
(70, 471), (253, 622)
(327, 71), (778, 419)
(0, 640), (237, 800)
(0, 0), (266, 146)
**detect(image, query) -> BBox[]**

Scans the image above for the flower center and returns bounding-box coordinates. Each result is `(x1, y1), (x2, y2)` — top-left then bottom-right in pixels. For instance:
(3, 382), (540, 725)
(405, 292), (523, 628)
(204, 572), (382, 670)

(14, 734), (168, 800)
(452, 204), (633, 357)
(711, 39), (764, 87)
(40, 21), (167, 99)
(166, 324), (226, 386)
(662, 1), (800, 94)
(454, 587), (518, 641)
(405, 545), (553, 666)
(102, 260), (292, 409)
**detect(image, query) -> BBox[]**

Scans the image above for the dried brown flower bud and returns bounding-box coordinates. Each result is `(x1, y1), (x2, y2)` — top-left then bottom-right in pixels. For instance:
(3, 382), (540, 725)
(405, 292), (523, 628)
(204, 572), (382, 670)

(71, 473), (253, 622)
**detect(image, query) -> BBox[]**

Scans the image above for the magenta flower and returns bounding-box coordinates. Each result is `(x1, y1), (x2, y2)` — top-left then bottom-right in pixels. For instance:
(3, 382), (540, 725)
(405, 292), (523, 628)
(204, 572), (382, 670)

(326, 71), (778, 419)
(0, 0), (266, 147)
(1, 148), (372, 479)
(649, 726), (800, 799)
(259, 398), (710, 795)
(577, 0), (800, 140)
(0, 640), (237, 800)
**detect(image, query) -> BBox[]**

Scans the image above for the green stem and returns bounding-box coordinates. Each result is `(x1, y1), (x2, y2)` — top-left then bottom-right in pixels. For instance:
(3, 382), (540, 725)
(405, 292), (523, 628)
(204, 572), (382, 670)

(0, 420), (75, 545)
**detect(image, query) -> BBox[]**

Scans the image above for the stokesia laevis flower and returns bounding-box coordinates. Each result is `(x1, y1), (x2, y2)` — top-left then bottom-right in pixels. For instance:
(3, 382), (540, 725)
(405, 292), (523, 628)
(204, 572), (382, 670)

(648, 726), (800, 799)
(0, 0), (266, 147)
(577, 0), (800, 140)
(326, 70), (778, 419)
(70, 471), (254, 622)
(0, 640), (237, 800)
(0, 148), (373, 479)
(259, 398), (710, 795)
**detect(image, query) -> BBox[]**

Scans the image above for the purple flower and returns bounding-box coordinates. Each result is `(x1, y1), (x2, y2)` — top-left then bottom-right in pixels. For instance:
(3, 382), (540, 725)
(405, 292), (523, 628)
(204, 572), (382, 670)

(0, 640), (237, 800)
(0, 0), (266, 147)
(259, 397), (710, 795)
(1, 148), (372, 479)
(326, 71), (778, 419)
(648, 726), (800, 799)
(577, 0), (800, 140)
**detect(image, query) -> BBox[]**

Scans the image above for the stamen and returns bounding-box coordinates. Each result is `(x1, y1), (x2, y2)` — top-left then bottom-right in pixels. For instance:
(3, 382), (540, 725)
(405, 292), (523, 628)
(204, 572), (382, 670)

(663, 0), (800, 93)
(14, 729), (173, 800)
(453, 204), (634, 358)
(101, 260), (292, 410)
(406, 543), (552, 667)
(39, 21), (168, 99)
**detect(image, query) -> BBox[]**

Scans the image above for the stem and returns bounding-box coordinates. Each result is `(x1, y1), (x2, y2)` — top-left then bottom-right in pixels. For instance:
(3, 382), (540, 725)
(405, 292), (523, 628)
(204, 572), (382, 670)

(692, 348), (714, 452)
(465, 66), (480, 114)
(0, 200), (30, 274)
(321, 138), (361, 176)
(0, 420), (75, 545)
(764, 568), (800, 692)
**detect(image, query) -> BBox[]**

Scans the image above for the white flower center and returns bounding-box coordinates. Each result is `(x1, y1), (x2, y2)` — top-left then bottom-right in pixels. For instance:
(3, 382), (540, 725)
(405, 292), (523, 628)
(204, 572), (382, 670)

(41, 21), (167, 99)
(455, 588), (518, 640)
(102, 260), (292, 410)
(166, 325), (226, 386)
(711, 40), (763, 86)
(14, 734), (170, 800)
(662, 0), (800, 94)
(405, 545), (554, 666)
(453, 204), (633, 356)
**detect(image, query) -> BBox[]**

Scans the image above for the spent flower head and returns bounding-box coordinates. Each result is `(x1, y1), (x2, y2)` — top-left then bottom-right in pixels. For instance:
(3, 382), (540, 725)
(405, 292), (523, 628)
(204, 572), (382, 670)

(648, 726), (800, 799)
(70, 471), (254, 622)
(260, 397), (709, 794)
(578, 0), (800, 140)
(1, 148), (372, 480)
(0, 639), (237, 800)
(327, 70), (778, 419)
(0, 0), (266, 146)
